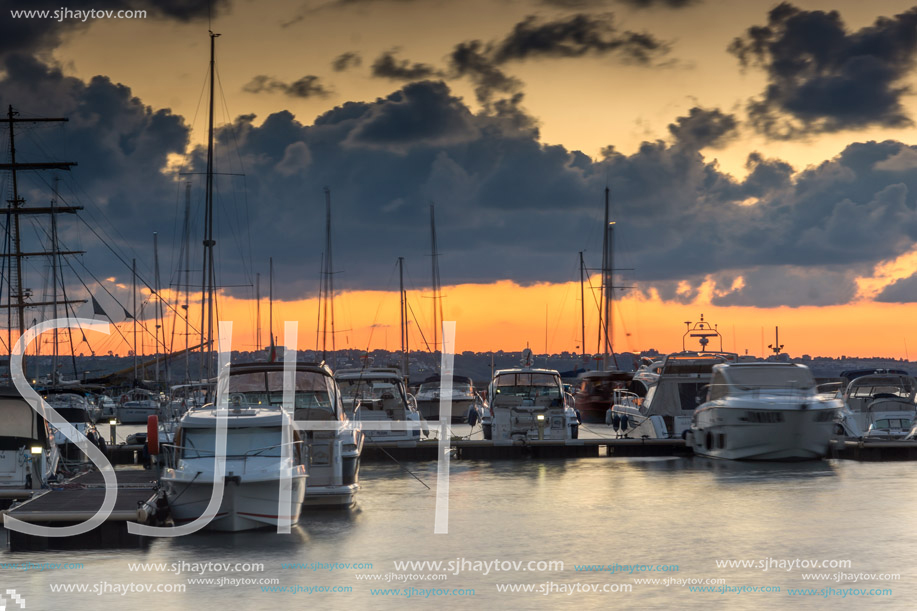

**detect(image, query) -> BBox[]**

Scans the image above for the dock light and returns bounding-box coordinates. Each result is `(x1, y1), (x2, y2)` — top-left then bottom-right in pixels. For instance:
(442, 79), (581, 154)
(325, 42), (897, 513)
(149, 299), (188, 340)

(536, 413), (545, 440)
(30, 445), (42, 455)
(109, 418), (118, 446)
(536, 414), (545, 421)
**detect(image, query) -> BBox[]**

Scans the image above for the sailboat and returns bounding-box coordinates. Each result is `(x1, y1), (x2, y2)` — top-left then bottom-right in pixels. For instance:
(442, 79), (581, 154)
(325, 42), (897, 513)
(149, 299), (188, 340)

(161, 32), (310, 530)
(573, 188), (634, 423)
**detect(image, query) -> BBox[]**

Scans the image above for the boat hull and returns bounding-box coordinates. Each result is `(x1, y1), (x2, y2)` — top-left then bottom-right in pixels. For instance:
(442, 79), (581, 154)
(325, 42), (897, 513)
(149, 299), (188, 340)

(690, 405), (836, 461)
(164, 472), (307, 531)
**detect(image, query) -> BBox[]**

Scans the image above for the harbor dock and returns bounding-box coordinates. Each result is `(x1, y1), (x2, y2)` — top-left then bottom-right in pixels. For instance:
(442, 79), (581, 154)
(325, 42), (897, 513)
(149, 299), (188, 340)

(2, 469), (158, 551)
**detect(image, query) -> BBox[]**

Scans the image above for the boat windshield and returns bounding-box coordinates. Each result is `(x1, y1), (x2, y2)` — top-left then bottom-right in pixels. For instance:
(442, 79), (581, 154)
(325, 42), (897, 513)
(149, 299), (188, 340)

(494, 373), (561, 399)
(847, 377), (916, 399)
(727, 366), (815, 391)
(338, 379), (404, 404)
(182, 426), (285, 458)
(227, 371), (336, 413)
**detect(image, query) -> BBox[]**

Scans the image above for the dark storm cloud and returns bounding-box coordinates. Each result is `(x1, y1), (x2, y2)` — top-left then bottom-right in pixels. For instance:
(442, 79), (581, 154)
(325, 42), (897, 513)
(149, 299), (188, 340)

(9, 52), (917, 308)
(243, 75), (332, 98)
(446, 13), (667, 105)
(0, 0), (229, 58)
(331, 52), (362, 72)
(875, 275), (917, 303)
(729, 3), (917, 138)
(447, 41), (523, 104)
(491, 14), (667, 64)
(667, 107), (738, 149)
(370, 51), (443, 81)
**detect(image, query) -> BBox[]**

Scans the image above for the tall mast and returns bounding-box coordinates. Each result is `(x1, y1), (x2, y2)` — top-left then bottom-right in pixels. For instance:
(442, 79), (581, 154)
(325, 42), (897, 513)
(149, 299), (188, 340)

(0, 106), (79, 374)
(322, 187), (336, 368)
(429, 204), (442, 354)
(255, 272), (261, 351)
(50, 179), (59, 382)
(154, 231), (162, 384)
(600, 187), (613, 369)
(199, 30), (220, 379)
(269, 257), (274, 356)
(579, 251), (585, 358)
(399, 256), (408, 378)
(132, 258), (138, 381)
(182, 181), (191, 381)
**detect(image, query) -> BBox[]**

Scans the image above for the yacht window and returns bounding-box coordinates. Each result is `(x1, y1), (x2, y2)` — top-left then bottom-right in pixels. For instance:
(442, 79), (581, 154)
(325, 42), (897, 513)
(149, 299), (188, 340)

(727, 366), (815, 391)
(708, 371), (728, 401)
(182, 426), (284, 459)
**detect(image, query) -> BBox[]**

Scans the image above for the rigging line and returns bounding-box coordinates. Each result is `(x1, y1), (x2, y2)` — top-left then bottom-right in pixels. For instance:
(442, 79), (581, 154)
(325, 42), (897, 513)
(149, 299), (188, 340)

(405, 298), (432, 353)
(362, 261), (399, 352)
(71, 214), (202, 333)
(375, 445), (430, 490)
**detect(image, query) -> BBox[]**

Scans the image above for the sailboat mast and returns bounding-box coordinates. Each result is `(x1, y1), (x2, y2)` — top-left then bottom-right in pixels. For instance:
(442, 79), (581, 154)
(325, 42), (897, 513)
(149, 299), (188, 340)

(132, 258), (137, 381)
(154, 231), (162, 384)
(322, 187), (336, 368)
(255, 272), (261, 351)
(399, 256), (408, 377)
(51, 179), (59, 382)
(429, 204), (441, 354)
(199, 30), (220, 379)
(602, 187), (612, 369)
(579, 251), (585, 358)
(269, 257), (274, 357)
(183, 181), (191, 381)
(1, 106), (75, 377)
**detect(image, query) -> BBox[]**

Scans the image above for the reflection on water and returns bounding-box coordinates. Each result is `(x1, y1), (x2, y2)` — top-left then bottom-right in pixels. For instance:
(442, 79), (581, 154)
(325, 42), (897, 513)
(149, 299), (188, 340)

(1, 458), (915, 610)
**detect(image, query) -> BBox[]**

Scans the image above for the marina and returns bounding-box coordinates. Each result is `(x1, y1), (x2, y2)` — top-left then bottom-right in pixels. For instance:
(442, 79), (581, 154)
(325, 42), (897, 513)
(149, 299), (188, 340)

(4, 2), (917, 608)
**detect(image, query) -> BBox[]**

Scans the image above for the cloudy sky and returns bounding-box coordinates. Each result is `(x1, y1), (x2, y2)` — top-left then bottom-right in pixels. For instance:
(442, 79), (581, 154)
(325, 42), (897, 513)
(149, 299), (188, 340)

(3, 0), (917, 359)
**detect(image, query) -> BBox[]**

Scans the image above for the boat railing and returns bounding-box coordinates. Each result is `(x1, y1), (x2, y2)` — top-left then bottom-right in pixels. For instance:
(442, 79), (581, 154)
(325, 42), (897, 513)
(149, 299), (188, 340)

(163, 440), (303, 460)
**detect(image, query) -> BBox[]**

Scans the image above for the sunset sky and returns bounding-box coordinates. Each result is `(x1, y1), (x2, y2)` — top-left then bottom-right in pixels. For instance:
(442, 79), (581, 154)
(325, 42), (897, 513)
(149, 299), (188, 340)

(4, 0), (917, 360)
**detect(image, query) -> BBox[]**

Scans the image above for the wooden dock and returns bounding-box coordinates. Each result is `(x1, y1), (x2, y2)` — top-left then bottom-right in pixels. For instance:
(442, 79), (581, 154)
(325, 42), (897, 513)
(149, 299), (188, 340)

(829, 439), (917, 461)
(2, 469), (159, 551)
(362, 437), (693, 461)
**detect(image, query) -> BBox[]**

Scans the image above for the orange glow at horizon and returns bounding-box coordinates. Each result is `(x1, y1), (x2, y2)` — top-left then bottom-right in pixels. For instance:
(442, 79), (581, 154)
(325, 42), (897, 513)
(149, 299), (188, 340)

(20, 277), (917, 362)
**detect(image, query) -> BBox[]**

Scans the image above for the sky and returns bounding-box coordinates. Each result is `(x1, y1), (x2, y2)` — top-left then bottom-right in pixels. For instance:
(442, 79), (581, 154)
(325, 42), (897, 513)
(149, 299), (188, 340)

(3, 0), (917, 360)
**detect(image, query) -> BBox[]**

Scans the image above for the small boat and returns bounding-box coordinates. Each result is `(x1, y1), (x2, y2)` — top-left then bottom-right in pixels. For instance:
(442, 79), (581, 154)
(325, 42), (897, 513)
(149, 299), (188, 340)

(116, 388), (162, 424)
(165, 382), (212, 421)
(573, 369), (634, 424)
(839, 371), (917, 437)
(0, 388), (61, 507)
(161, 403), (307, 532)
(335, 367), (425, 442)
(414, 374), (479, 423)
(478, 366), (579, 441)
(686, 362), (840, 461)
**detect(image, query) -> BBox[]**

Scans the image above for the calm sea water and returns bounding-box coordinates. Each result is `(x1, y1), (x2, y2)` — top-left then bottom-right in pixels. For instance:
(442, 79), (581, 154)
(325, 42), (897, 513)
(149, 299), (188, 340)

(2, 426), (916, 610)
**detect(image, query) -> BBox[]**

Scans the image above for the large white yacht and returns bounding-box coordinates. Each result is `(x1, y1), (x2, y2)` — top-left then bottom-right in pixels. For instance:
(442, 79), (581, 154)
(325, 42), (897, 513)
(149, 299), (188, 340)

(607, 317), (738, 438)
(228, 363), (362, 507)
(686, 362), (840, 461)
(335, 368), (424, 442)
(480, 366), (579, 441)
(0, 388), (61, 508)
(162, 403), (307, 532)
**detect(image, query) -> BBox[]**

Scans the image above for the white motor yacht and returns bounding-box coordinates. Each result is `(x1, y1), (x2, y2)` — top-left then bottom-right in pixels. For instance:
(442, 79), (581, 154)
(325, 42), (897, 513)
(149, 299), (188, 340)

(116, 388), (162, 424)
(840, 371), (917, 437)
(335, 368), (424, 442)
(479, 367), (579, 441)
(227, 363), (363, 507)
(414, 374), (478, 423)
(0, 388), (61, 507)
(686, 362), (840, 461)
(162, 404), (307, 532)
